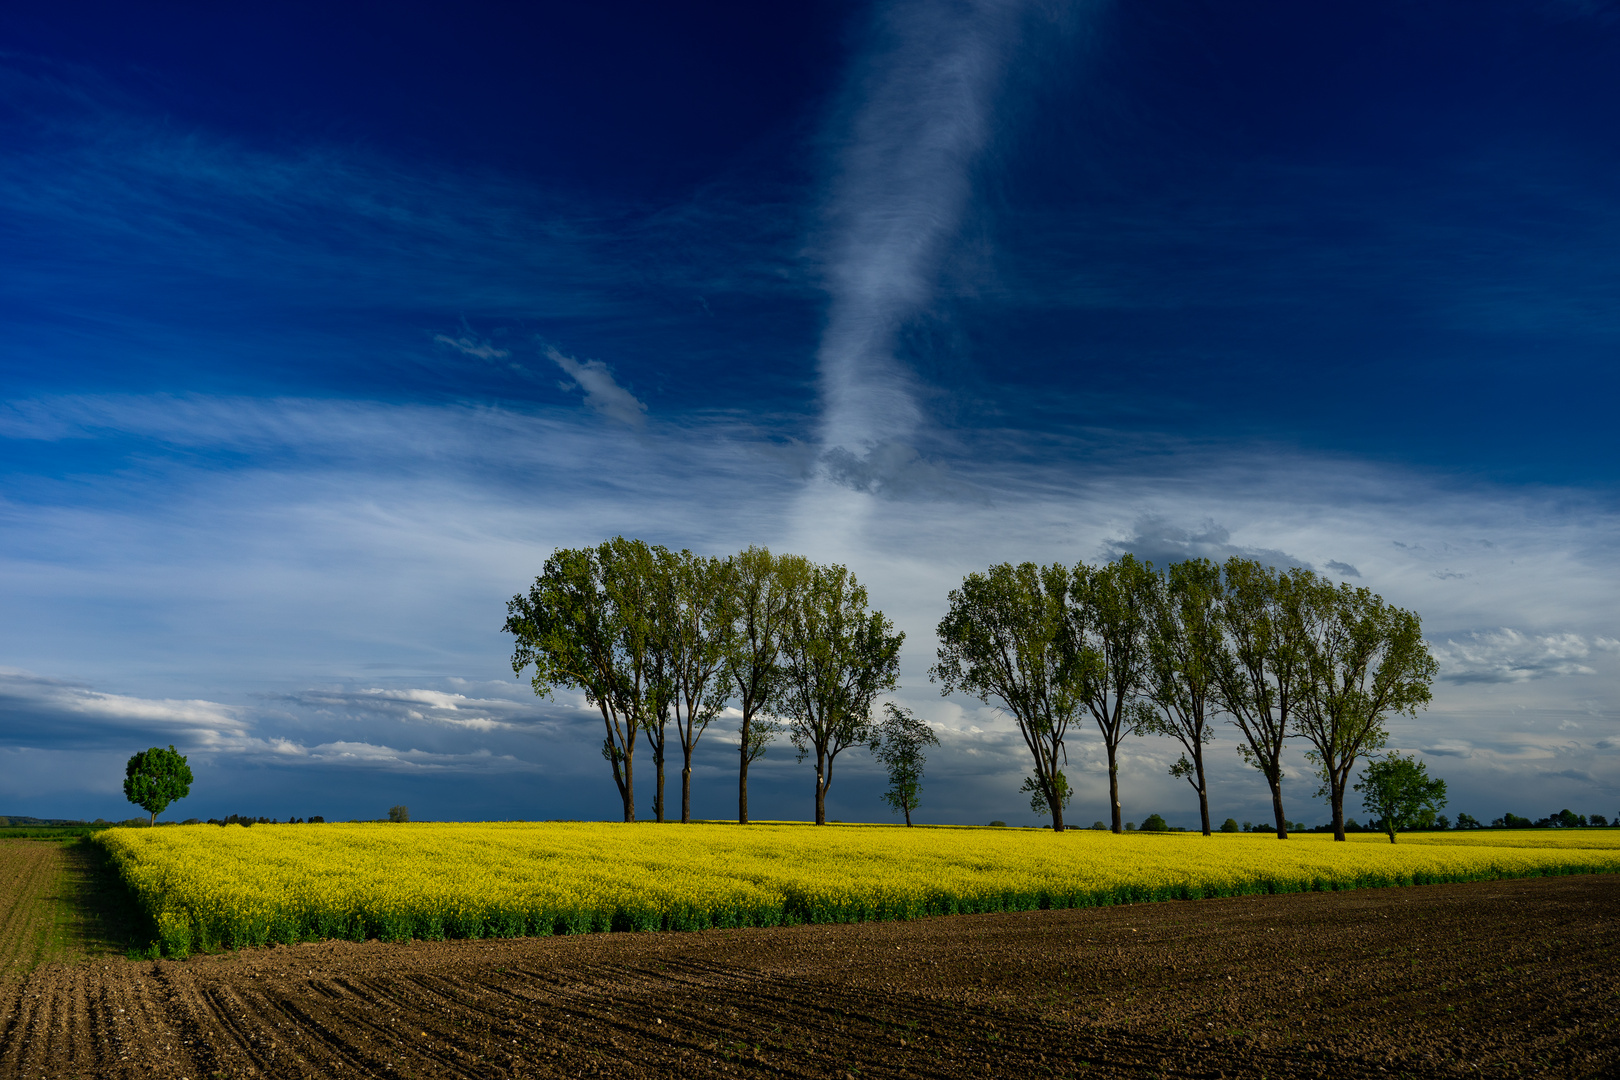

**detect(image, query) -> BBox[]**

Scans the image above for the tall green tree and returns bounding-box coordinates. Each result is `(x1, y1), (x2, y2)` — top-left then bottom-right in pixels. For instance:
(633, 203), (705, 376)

(1356, 753), (1447, 843)
(725, 547), (807, 824)
(778, 562), (904, 825)
(932, 562), (1083, 831)
(1067, 555), (1158, 834)
(871, 703), (940, 826)
(504, 538), (666, 823)
(1295, 580), (1438, 841)
(1137, 558), (1223, 835)
(642, 557), (677, 824)
(124, 745), (193, 825)
(1212, 558), (1313, 839)
(663, 548), (736, 824)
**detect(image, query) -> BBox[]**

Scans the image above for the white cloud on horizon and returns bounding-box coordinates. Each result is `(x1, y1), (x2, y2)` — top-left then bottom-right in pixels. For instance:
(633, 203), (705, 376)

(1430, 628), (1620, 684)
(1, 391), (1618, 821)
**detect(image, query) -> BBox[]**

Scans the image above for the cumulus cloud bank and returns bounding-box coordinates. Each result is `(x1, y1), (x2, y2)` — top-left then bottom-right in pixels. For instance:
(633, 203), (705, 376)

(0, 670), (254, 751)
(1103, 516), (1310, 571)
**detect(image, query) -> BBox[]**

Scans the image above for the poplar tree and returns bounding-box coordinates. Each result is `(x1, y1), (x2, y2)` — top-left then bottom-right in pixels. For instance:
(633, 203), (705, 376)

(1213, 558), (1313, 839)
(725, 547), (806, 823)
(932, 562), (1083, 831)
(778, 562), (903, 825)
(663, 548), (735, 823)
(1137, 558), (1223, 836)
(1295, 580), (1438, 841)
(504, 538), (665, 823)
(1067, 555), (1157, 834)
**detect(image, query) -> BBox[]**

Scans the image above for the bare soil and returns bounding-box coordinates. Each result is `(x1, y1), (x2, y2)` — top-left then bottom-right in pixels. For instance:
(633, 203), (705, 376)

(0, 846), (1615, 1079)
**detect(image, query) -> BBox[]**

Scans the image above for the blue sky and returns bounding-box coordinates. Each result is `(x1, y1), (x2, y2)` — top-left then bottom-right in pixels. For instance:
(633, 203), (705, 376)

(2, 0), (1617, 828)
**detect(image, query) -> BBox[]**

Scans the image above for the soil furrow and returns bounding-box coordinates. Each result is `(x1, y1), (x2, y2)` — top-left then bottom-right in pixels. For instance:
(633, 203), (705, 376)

(3, 874), (1618, 1078)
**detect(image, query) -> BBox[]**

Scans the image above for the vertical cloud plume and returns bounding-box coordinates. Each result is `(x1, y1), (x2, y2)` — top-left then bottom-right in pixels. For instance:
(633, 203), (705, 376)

(814, 0), (1029, 480)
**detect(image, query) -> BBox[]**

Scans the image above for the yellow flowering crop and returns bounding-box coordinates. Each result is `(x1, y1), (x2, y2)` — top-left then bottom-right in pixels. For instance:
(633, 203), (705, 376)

(96, 823), (1620, 958)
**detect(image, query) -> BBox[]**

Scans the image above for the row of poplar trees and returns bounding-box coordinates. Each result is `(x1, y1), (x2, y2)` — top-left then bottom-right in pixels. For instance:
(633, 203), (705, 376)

(933, 555), (1438, 840)
(504, 539), (909, 826)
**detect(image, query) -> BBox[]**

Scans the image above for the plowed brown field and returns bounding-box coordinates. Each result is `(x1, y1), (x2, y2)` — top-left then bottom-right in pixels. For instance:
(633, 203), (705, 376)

(0, 841), (1616, 1079)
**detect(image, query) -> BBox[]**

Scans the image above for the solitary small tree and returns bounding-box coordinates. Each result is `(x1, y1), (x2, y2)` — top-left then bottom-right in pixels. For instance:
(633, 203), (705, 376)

(871, 703), (939, 826)
(388, 805), (410, 823)
(124, 745), (193, 825)
(1356, 753), (1446, 843)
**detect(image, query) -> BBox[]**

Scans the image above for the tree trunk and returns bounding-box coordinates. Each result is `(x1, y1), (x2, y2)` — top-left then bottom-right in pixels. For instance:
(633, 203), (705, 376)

(1051, 795), (1065, 832)
(680, 756), (692, 824)
(1107, 744), (1122, 833)
(903, 804), (912, 827)
(150, 810), (156, 827)
(814, 759), (827, 825)
(1270, 779), (1288, 840)
(654, 746), (666, 823)
(1194, 746), (1210, 836)
(1331, 783), (1346, 841)
(738, 715), (751, 824)
(623, 753), (635, 823)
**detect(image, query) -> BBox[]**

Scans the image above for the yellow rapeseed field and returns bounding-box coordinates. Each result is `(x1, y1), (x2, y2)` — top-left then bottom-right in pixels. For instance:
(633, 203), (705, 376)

(97, 823), (1620, 957)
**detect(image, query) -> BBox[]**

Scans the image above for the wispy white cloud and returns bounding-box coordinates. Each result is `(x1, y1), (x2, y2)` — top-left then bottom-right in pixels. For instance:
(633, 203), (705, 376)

(278, 687), (544, 733)
(434, 334), (510, 360)
(810, 0), (1030, 486)
(297, 741), (536, 772)
(545, 347), (648, 428)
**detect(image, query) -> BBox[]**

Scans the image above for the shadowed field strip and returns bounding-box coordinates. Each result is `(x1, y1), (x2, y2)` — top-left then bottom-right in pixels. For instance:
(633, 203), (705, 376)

(0, 841), (68, 980)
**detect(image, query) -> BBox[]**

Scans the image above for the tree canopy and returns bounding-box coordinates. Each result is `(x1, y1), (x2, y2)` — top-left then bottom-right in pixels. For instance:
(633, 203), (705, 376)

(932, 562), (1081, 830)
(1357, 753), (1447, 843)
(778, 562), (903, 825)
(1296, 580), (1438, 840)
(124, 745), (193, 825)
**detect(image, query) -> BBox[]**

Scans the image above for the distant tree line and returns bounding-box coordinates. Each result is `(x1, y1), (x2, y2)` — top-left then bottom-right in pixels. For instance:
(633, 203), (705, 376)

(933, 555), (1438, 840)
(205, 814), (326, 826)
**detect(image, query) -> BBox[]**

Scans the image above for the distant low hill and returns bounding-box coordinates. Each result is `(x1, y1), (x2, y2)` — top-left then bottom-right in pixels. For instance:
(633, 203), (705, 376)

(0, 815), (90, 827)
